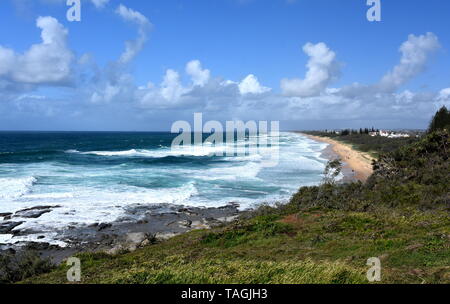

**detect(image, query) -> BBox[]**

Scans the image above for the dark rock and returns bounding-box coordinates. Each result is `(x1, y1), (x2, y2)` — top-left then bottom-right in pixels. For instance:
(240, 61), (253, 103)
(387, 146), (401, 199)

(178, 208), (199, 216)
(14, 210), (51, 219)
(13, 205), (60, 219)
(26, 242), (51, 251)
(98, 223), (112, 231)
(17, 206), (60, 212)
(0, 213), (12, 217)
(0, 221), (24, 234)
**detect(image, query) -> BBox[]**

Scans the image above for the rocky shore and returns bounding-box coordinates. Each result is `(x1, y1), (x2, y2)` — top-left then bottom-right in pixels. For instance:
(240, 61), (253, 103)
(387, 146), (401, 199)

(0, 203), (240, 264)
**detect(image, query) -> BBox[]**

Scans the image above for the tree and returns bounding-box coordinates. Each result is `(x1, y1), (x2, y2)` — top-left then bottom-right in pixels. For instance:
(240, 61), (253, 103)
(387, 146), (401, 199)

(323, 159), (343, 185)
(341, 129), (350, 136)
(428, 106), (450, 133)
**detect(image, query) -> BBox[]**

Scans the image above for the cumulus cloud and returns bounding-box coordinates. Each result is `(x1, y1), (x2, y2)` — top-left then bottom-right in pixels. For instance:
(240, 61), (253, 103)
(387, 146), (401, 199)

(160, 69), (187, 102)
(0, 10), (446, 133)
(115, 4), (152, 64)
(0, 16), (73, 85)
(438, 88), (450, 99)
(186, 60), (210, 87)
(378, 32), (440, 92)
(136, 60), (272, 110)
(437, 88), (450, 107)
(238, 74), (271, 95)
(281, 42), (339, 97)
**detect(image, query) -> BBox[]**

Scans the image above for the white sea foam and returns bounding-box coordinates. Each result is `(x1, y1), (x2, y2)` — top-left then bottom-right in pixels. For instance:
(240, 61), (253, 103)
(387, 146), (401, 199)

(0, 176), (37, 200)
(0, 132), (330, 245)
(68, 147), (227, 158)
(198, 162), (263, 181)
(66, 138), (281, 159)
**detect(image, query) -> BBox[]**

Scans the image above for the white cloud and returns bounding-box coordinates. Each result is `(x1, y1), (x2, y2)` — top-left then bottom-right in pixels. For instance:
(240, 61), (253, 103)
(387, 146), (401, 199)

(437, 88), (450, 108)
(91, 84), (120, 103)
(0, 47), (15, 75)
(281, 42), (339, 97)
(1, 18), (446, 131)
(378, 32), (440, 92)
(86, 5), (152, 104)
(0, 16), (73, 85)
(186, 60), (210, 87)
(136, 60), (274, 110)
(238, 74), (271, 95)
(115, 4), (152, 64)
(91, 0), (110, 8)
(438, 88), (450, 99)
(160, 69), (187, 102)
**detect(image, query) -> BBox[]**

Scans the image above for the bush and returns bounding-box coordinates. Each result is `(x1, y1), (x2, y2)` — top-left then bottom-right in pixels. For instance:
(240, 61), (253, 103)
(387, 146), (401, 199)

(0, 250), (55, 284)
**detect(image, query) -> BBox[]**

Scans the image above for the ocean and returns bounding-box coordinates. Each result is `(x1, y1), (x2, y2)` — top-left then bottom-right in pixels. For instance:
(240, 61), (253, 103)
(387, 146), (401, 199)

(0, 132), (328, 245)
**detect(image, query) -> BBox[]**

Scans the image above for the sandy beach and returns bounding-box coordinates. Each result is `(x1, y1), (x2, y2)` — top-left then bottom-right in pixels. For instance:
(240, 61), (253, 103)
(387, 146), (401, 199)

(299, 133), (375, 182)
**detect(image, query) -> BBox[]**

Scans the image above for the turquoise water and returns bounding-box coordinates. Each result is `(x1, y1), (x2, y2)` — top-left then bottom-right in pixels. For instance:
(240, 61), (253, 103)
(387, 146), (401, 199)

(0, 132), (328, 245)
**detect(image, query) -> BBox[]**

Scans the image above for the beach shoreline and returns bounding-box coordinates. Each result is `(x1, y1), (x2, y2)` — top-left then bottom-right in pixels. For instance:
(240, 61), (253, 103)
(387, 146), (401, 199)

(297, 133), (375, 182)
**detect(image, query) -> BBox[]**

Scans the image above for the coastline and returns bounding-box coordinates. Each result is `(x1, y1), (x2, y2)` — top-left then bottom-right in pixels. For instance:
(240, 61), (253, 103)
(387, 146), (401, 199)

(1, 133), (373, 265)
(298, 133), (375, 182)
(0, 203), (240, 264)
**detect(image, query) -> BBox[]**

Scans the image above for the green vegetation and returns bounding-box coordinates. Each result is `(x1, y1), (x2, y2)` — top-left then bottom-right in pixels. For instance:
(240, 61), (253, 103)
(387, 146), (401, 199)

(0, 250), (54, 284)
(306, 131), (419, 157)
(20, 110), (450, 284)
(428, 106), (450, 133)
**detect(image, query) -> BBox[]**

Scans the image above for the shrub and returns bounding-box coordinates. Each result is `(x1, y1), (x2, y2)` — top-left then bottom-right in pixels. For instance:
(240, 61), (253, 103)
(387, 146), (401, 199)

(0, 250), (55, 284)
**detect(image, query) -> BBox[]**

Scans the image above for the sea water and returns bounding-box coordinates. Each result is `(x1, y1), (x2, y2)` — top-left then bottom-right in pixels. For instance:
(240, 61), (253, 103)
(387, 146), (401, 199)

(0, 132), (328, 245)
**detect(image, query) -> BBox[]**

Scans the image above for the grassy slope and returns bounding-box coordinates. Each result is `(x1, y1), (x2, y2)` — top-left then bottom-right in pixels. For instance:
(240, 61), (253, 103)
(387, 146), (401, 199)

(23, 131), (450, 284)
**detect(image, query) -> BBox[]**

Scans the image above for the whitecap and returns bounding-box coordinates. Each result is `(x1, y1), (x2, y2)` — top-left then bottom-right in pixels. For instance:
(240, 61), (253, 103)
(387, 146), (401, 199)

(0, 176), (37, 200)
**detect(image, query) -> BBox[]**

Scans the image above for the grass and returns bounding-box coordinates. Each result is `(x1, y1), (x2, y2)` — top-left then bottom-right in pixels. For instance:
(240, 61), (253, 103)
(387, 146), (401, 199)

(20, 207), (449, 284)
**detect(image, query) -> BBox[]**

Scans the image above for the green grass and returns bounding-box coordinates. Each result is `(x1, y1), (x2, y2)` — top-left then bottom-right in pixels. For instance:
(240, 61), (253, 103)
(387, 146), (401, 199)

(20, 207), (450, 284)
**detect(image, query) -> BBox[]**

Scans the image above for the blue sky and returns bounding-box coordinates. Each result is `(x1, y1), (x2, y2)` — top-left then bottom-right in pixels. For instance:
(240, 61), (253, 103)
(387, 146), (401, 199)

(0, 0), (449, 131)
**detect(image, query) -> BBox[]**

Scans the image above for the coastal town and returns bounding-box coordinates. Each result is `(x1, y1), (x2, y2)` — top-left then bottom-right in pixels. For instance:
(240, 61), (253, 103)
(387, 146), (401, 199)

(323, 128), (418, 138)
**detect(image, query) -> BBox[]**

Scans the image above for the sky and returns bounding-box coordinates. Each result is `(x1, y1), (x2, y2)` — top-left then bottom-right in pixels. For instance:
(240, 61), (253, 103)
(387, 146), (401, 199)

(0, 0), (449, 131)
